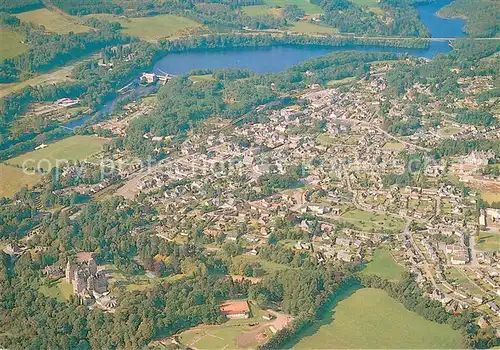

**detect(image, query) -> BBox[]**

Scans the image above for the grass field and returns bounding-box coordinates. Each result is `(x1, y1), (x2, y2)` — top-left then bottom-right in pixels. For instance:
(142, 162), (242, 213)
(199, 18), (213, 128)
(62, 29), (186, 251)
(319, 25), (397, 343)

(0, 163), (42, 198)
(232, 254), (289, 274)
(351, 0), (381, 7)
(39, 279), (73, 301)
(242, 5), (283, 17)
(88, 14), (203, 42)
(264, 0), (323, 14)
(16, 8), (91, 34)
(476, 231), (500, 252)
(180, 324), (253, 349)
(290, 21), (338, 35)
(361, 249), (406, 281)
(437, 126), (462, 137)
(340, 209), (405, 233)
(326, 77), (356, 87)
(6, 136), (109, 172)
(0, 27), (30, 60)
(292, 288), (462, 349)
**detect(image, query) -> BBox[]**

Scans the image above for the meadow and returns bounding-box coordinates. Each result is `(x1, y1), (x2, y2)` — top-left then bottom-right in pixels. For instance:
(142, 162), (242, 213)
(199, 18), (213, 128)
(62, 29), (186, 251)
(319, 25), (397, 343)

(242, 0), (322, 16)
(39, 279), (74, 302)
(361, 249), (406, 281)
(382, 141), (405, 151)
(290, 21), (338, 35)
(6, 135), (109, 172)
(351, 0), (381, 8)
(88, 14), (203, 42)
(476, 231), (500, 252)
(340, 208), (405, 233)
(0, 27), (30, 60)
(292, 288), (463, 349)
(0, 163), (42, 198)
(15, 8), (91, 34)
(232, 254), (290, 274)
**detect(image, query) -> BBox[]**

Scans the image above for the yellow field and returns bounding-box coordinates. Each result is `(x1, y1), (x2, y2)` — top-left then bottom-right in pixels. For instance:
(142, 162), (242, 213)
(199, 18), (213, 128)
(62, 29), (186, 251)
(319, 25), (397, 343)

(0, 163), (42, 198)
(481, 191), (500, 204)
(0, 27), (30, 60)
(16, 8), (92, 34)
(290, 21), (338, 35)
(87, 14), (204, 42)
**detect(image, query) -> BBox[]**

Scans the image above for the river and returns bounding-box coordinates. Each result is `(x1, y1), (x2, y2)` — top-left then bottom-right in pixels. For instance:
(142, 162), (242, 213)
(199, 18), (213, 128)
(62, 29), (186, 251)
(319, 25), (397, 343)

(64, 0), (465, 129)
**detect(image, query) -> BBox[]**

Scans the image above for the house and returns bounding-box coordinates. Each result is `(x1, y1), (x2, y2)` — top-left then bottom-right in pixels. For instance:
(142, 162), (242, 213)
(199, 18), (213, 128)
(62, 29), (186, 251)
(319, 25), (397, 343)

(140, 72), (158, 84)
(220, 300), (251, 319)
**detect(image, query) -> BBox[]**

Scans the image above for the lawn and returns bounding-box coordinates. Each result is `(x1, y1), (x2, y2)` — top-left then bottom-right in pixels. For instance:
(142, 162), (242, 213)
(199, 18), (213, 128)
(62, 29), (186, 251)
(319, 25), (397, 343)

(0, 27), (30, 60)
(16, 8), (91, 34)
(88, 14), (203, 42)
(290, 21), (338, 35)
(340, 209), (405, 233)
(351, 0), (381, 7)
(476, 231), (500, 252)
(0, 163), (42, 198)
(292, 288), (462, 349)
(180, 324), (253, 349)
(39, 279), (73, 302)
(242, 5), (283, 17)
(361, 249), (406, 281)
(6, 135), (109, 172)
(437, 126), (462, 137)
(326, 77), (356, 87)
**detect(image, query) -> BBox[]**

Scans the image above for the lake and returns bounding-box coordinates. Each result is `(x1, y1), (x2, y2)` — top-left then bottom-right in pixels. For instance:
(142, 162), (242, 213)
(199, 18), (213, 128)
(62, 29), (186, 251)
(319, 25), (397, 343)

(65, 0), (465, 129)
(152, 0), (465, 75)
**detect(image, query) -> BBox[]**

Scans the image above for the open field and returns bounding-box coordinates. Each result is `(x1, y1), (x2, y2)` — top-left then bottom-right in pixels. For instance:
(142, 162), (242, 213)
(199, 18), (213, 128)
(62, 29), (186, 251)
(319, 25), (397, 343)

(264, 0), (323, 15)
(242, 5), (283, 17)
(292, 288), (462, 349)
(0, 163), (42, 198)
(39, 279), (73, 301)
(437, 126), (462, 137)
(481, 191), (500, 204)
(16, 8), (91, 34)
(476, 231), (500, 252)
(87, 14), (203, 42)
(361, 249), (406, 281)
(340, 208), (405, 233)
(382, 141), (405, 151)
(0, 27), (30, 60)
(290, 21), (338, 35)
(326, 77), (356, 87)
(232, 254), (289, 274)
(6, 136), (109, 172)
(180, 324), (254, 349)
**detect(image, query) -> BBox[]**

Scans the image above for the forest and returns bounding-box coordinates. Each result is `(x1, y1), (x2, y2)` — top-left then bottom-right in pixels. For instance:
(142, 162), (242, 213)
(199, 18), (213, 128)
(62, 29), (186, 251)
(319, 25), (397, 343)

(439, 0), (499, 37)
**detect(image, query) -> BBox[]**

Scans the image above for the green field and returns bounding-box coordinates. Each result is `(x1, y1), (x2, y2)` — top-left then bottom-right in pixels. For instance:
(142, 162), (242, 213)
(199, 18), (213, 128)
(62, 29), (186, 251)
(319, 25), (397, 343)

(340, 209), (405, 233)
(16, 8), (91, 34)
(350, 0), (381, 7)
(242, 0), (322, 16)
(180, 324), (253, 349)
(0, 27), (30, 60)
(232, 254), (290, 274)
(290, 21), (338, 35)
(264, 0), (323, 15)
(292, 288), (463, 349)
(88, 14), (203, 42)
(39, 279), (73, 301)
(326, 77), (356, 87)
(6, 136), (109, 172)
(476, 231), (500, 252)
(0, 163), (42, 198)
(361, 249), (406, 281)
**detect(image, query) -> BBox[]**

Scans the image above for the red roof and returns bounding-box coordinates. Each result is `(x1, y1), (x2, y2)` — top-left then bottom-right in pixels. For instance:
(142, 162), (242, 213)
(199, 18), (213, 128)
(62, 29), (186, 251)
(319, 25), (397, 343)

(219, 300), (250, 315)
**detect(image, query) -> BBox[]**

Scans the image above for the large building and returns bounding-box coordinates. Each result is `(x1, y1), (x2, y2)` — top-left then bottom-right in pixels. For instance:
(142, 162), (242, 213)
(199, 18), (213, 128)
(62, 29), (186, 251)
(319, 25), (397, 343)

(65, 257), (108, 300)
(219, 300), (251, 319)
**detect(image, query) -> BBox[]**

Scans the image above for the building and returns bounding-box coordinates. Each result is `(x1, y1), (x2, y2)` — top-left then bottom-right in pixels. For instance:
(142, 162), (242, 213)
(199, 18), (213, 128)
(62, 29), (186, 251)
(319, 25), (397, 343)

(220, 300), (250, 319)
(65, 257), (108, 301)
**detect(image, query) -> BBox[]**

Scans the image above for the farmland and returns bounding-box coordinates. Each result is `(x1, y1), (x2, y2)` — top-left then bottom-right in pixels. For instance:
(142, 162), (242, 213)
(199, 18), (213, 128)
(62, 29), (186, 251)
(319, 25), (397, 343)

(290, 21), (338, 35)
(0, 27), (30, 60)
(6, 135), (109, 172)
(242, 5), (283, 17)
(291, 288), (463, 349)
(15, 8), (91, 34)
(361, 249), (406, 281)
(87, 14), (204, 42)
(0, 163), (42, 198)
